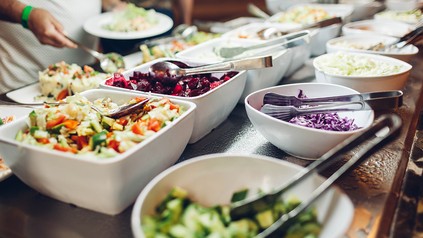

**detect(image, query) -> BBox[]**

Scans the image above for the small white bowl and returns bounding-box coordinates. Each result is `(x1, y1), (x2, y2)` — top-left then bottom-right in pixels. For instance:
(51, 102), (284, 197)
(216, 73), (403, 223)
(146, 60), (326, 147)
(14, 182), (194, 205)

(100, 57), (247, 143)
(268, 4), (354, 56)
(374, 9), (423, 25)
(326, 34), (419, 63)
(245, 83), (374, 159)
(175, 37), (293, 102)
(342, 19), (415, 38)
(131, 153), (355, 238)
(0, 89), (196, 215)
(385, 0), (423, 11)
(313, 52), (412, 92)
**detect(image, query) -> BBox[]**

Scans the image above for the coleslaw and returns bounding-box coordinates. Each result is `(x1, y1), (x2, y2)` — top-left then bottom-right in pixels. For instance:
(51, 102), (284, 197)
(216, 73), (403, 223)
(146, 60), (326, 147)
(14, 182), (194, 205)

(314, 52), (404, 76)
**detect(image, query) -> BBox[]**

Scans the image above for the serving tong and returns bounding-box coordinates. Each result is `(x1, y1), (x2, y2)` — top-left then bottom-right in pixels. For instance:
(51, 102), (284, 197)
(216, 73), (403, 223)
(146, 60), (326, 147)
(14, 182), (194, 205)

(367, 25), (423, 51)
(0, 98), (149, 119)
(263, 90), (403, 108)
(230, 113), (402, 237)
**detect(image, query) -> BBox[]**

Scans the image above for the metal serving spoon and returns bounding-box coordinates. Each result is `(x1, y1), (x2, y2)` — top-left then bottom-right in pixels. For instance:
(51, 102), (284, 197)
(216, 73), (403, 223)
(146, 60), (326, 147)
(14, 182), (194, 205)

(141, 24), (198, 47)
(149, 55), (273, 81)
(65, 36), (125, 73)
(0, 98), (149, 119)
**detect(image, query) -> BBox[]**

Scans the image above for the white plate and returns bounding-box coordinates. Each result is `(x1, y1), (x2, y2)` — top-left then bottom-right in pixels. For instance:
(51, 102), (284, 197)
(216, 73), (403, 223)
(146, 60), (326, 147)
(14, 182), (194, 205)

(83, 12), (173, 40)
(6, 83), (42, 104)
(0, 106), (33, 181)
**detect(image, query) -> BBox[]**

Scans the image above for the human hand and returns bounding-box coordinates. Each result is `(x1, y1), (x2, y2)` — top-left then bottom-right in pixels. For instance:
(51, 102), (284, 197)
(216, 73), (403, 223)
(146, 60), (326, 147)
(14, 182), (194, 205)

(27, 8), (77, 48)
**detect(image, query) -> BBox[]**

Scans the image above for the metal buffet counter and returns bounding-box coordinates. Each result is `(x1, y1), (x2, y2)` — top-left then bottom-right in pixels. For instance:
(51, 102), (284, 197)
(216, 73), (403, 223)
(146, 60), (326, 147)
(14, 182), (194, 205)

(0, 48), (423, 237)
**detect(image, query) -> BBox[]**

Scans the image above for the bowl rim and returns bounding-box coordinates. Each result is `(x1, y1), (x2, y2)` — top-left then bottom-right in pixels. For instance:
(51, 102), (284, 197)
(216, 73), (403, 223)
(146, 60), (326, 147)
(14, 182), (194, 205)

(326, 34), (419, 56)
(269, 2), (355, 21)
(0, 89), (197, 165)
(342, 18), (415, 32)
(313, 51), (413, 79)
(131, 153), (354, 238)
(244, 82), (375, 135)
(103, 57), (248, 100)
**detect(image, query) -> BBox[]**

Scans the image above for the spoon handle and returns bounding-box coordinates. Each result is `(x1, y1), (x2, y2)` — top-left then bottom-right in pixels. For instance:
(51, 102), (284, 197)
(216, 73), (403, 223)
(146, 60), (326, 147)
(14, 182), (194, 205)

(246, 30), (310, 51)
(64, 35), (104, 60)
(183, 55), (273, 75)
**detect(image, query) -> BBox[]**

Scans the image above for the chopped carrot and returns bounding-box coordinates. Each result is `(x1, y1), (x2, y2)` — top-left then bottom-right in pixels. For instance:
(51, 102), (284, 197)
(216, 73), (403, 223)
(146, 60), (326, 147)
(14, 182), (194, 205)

(46, 114), (66, 129)
(62, 120), (79, 130)
(36, 138), (50, 144)
(56, 89), (69, 101)
(147, 118), (161, 132)
(53, 144), (77, 153)
(132, 121), (144, 135)
(108, 139), (120, 152)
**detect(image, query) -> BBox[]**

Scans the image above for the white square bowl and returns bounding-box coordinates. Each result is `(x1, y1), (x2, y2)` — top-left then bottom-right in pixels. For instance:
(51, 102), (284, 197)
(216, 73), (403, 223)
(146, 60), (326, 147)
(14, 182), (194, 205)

(245, 83), (374, 159)
(131, 153), (355, 238)
(175, 37), (293, 102)
(313, 52), (412, 92)
(0, 89), (196, 215)
(268, 3), (354, 56)
(100, 58), (247, 143)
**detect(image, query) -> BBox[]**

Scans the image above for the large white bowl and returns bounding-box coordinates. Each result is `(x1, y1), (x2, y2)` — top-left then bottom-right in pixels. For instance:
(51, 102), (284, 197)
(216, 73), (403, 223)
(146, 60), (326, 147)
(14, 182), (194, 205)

(100, 58), (247, 143)
(313, 52), (412, 92)
(374, 9), (423, 25)
(342, 19), (415, 38)
(268, 3), (354, 56)
(0, 89), (196, 215)
(326, 34), (419, 63)
(131, 153), (355, 238)
(385, 0), (423, 11)
(175, 37), (293, 102)
(245, 83), (374, 159)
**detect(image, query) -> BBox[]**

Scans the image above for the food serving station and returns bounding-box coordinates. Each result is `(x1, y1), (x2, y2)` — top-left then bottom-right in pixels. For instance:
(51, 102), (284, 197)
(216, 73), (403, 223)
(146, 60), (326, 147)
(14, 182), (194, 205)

(1, 0), (423, 237)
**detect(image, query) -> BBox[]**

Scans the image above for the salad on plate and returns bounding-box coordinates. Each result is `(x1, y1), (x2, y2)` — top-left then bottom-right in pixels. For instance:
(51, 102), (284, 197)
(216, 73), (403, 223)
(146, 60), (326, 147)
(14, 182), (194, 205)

(103, 3), (158, 32)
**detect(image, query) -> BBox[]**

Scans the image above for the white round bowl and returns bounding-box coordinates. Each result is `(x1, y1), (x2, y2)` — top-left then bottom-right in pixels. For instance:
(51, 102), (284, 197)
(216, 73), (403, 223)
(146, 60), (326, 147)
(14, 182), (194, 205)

(374, 9), (423, 25)
(245, 83), (374, 159)
(326, 34), (419, 63)
(342, 19), (415, 38)
(313, 52), (412, 92)
(131, 153), (355, 238)
(385, 0), (423, 11)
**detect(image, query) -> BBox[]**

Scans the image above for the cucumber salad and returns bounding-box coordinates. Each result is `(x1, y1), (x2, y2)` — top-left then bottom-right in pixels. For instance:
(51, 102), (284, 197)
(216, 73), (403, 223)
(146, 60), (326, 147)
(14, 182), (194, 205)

(142, 187), (321, 238)
(15, 94), (184, 158)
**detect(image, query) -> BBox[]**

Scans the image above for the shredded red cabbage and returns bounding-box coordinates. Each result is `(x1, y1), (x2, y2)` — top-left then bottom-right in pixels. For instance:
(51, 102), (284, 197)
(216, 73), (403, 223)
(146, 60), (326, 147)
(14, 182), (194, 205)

(288, 90), (359, 132)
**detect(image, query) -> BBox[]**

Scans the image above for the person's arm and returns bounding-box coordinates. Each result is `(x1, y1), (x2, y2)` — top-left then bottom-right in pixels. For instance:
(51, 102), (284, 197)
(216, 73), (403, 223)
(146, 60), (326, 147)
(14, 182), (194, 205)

(102, 0), (127, 12)
(0, 0), (76, 48)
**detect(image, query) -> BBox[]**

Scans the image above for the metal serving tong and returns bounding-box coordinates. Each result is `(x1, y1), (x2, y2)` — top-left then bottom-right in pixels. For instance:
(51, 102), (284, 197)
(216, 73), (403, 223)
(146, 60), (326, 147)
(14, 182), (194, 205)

(229, 114), (402, 237)
(261, 101), (370, 121)
(367, 26), (423, 51)
(263, 90), (403, 110)
(0, 98), (149, 119)
(217, 30), (310, 58)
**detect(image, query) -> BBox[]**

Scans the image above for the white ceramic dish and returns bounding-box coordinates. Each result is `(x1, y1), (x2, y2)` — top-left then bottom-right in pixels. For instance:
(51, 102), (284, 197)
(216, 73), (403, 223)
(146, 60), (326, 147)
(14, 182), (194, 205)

(385, 0), (423, 11)
(245, 83), (374, 159)
(342, 19), (415, 38)
(375, 9), (423, 24)
(326, 34), (419, 63)
(6, 83), (42, 104)
(268, 4), (353, 56)
(0, 106), (33, 182)
(175, 37), (293, 102)
(84, 11), (173, 40)
(131, 153), (355, 238)
(313, 52), (412, 92)
(100, 57), (247, 143)
(0, 89), (196, 215)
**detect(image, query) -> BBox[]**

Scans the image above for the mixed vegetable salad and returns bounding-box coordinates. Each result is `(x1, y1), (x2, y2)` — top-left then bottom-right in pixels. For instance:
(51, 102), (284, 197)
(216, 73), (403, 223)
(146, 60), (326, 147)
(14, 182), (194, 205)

(276, 5), (333, 25)
(104, 3), (158, 32)
(38, 61), (109, 101)
(15, 94), (184, 158)
(0, 115), (15, 171)
(140, 31), (221, 64)
(142, 187), (321, 238)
